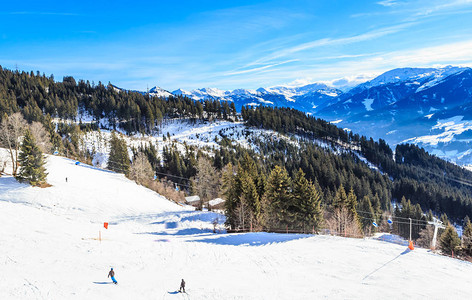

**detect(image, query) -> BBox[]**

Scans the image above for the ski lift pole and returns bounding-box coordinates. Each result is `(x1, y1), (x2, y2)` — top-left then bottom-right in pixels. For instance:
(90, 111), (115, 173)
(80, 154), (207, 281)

(409, 218), (412, 242)
(407, 217), (416, 250)
(428, 218), (445, 250)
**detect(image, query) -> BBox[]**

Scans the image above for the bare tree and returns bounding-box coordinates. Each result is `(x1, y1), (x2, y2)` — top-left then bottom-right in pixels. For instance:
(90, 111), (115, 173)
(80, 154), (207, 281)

(0, 158), (5, 175)
(235, 195), (252, 230)
(146, 179), (185, 203)
(30, 122), (53, 154)
(326, 207), (362, 238)
(0, 113), (27, 176)
(129, 152), (154, 185)
(416, 225), (434, 248)
(193, 157), (220, 209)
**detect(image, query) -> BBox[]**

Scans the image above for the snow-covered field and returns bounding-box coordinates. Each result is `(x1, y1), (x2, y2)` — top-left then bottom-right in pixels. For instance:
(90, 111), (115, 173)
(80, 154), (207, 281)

(1, 154), (472, 299)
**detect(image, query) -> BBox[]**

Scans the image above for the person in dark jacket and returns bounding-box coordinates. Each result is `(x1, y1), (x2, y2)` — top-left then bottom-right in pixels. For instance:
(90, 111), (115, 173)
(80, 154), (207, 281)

(108, 268), (117, 284)
(179, 279), (185, 293)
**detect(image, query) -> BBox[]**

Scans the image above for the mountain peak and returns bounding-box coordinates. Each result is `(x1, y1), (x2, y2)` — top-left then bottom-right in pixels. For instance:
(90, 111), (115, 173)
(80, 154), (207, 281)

(149, 86), (172, 98)
(362, 66), (468, 90)
(172, 88), (191, 96)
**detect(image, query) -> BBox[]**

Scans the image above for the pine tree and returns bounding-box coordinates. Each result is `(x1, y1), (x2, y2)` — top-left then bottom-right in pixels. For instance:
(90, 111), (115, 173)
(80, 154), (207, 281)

(17, 129), (47, 186)
(240, 172), (262, 229)
(333, 184), (348, 209)
(357, 195), (375, 234)
(347, 188), (358, 218)
(347, 188), (362, 234)
(292, 169), (323, 231)
(462, 216), (472, 256)
(371, 193), (382, 220)
(426, 210), (434, 222)
(222, 163), (239, 228)
(142, 142), (159, 170)
(438, 212), (449, 239)
(440, 213), (449, 226)
(439, 225), (461, 257)
(240, 152), (258, 183)
(107, 132), (130, 174)
(264, 165), (292, 228)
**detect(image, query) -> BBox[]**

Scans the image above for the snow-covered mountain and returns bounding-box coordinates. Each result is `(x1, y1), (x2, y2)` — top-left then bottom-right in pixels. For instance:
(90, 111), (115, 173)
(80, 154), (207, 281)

(116, 66), (472, 165)
(165, 66), (472, 165)
(319, 67), (472, 165)
(168, 84), (342, 112)
(315, 66), (469, 118)
(148, 86), (173, 98)
(360, 66), (463, 89)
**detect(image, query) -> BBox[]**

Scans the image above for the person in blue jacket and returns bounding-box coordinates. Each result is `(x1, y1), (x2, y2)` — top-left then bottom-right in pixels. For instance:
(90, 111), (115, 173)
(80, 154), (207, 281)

(108, 268), (118, 284)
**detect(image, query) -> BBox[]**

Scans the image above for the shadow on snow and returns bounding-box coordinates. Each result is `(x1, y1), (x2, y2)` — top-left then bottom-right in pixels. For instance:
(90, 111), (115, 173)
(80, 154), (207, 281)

(0, 176), (28, 195)
(375, 234), (409, 246)
(167, 291), (180, 294)
(362, 247), (412, 281)
(138, 228), (215, 236)
(192, 232), (311, 246)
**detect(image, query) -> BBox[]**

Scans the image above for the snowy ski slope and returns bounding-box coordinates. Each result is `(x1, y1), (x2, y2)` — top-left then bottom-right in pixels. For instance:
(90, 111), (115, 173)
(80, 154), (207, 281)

(1, 154), (472, 299)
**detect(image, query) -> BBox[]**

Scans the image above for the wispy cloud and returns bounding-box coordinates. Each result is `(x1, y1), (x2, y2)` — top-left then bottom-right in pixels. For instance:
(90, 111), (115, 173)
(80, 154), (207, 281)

(355, 0), (472, 20)
(414, 0), (472, 16)
(377, 0), (399, 7)
(246, 22), (414, 67)
(225, 60), (298, 76)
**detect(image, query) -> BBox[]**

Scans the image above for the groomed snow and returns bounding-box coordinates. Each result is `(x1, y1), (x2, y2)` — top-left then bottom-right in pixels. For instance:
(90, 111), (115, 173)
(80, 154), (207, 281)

(1, 154), (472, 299)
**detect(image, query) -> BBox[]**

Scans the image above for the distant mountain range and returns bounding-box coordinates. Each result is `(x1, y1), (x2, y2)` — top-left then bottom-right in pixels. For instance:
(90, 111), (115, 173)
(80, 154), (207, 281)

(120, 66), (472, 166)
(317, 66), (472, 166)
(163, 83), (343, 113)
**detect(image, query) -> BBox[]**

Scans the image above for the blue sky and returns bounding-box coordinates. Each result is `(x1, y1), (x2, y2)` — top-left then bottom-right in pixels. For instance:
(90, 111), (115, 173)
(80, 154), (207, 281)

(1, 0), (472, 91)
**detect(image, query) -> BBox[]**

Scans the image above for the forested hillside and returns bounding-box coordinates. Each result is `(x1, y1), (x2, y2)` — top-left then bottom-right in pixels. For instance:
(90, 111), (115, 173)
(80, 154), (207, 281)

(241, 106), (472, 222)
(0, 66), (237, 134)
(1, 66), (471, 233)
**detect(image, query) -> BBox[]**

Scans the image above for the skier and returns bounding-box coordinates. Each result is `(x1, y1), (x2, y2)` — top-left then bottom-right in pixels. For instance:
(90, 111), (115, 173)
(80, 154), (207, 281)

(65, 177), (68, 183)
(108, 268), (117, 284)
(179, 279), (185, 293)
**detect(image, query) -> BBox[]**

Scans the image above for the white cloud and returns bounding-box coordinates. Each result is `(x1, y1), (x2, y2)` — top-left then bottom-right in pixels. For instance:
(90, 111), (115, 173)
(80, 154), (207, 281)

(377, 40), (472, 66)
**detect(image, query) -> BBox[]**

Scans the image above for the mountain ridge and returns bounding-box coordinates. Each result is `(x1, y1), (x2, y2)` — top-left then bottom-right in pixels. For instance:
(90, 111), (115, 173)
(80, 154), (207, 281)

(136, 66), (472, 165)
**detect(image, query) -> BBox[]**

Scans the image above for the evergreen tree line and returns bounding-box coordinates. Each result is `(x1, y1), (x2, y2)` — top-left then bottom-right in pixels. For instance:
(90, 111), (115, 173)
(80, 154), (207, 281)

(0, 66), (237, 135)
(223, 154), (323, 232)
